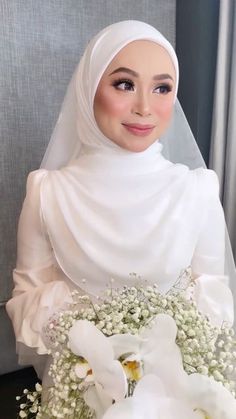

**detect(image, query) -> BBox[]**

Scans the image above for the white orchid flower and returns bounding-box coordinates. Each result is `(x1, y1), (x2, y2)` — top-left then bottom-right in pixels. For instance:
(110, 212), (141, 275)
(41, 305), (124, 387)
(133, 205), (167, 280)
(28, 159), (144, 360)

(68, 320), (127, 418)
(151, 328), (236, 419)
(187, 373), (236, 419)
(109, 313), (185, 389)
(187, 274), (234, 327)
(107, 312), (236, 419)
(102, 371), (236, 419)
(102, 374), (200, 419)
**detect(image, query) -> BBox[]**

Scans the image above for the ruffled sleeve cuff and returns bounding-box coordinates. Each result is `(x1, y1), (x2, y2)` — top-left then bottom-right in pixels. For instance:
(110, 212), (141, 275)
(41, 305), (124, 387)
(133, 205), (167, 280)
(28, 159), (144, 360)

(188, 274), (234, 328)
(6, 280), (72, 355)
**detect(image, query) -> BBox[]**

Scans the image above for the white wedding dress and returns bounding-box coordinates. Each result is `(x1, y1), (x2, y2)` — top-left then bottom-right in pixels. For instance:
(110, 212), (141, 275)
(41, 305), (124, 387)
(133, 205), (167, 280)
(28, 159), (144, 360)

(6, 142), (227, 375)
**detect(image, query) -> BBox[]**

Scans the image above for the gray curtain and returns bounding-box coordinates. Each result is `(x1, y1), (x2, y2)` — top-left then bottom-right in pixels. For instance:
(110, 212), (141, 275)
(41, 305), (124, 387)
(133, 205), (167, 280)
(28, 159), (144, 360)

(210, 0), (236, 259)
(0, 0), (176, 375)
(176, 0), (220, 165)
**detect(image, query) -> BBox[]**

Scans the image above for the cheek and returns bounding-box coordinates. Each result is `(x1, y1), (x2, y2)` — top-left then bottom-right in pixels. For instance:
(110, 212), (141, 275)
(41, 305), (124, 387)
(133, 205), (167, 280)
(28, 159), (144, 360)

(94, 89), (129, 118)
(153, 98), (174, 123)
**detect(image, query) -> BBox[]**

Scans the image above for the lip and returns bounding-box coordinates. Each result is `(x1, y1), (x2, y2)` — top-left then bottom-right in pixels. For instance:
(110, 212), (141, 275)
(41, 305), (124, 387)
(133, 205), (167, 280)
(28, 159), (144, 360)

(122, 123), (155, 137)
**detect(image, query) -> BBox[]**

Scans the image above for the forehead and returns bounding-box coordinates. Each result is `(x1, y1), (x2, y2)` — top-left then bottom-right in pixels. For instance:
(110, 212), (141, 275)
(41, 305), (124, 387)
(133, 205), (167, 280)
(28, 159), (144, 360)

(104, 40), (176, 79)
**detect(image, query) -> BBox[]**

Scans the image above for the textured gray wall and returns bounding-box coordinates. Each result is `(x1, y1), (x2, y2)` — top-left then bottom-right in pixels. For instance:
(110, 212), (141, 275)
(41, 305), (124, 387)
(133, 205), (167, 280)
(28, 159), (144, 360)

(0, 0), (176, 374)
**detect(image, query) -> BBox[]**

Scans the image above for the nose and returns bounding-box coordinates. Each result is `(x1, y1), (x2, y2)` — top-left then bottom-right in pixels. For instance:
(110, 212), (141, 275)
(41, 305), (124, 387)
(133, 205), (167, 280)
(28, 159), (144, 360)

(132, 90), (151, 117)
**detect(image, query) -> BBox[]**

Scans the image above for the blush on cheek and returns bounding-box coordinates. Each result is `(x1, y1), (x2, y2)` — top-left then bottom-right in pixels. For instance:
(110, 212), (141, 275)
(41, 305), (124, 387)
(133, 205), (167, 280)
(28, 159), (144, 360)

(154, 100), (174, 121)
(99, 92), (128, 117)
(94, 90), (111, 113)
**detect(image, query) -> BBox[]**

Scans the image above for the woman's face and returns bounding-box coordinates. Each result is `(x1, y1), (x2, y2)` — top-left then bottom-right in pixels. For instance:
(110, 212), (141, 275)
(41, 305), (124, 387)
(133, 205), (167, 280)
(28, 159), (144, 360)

(94, 40), (176, 152)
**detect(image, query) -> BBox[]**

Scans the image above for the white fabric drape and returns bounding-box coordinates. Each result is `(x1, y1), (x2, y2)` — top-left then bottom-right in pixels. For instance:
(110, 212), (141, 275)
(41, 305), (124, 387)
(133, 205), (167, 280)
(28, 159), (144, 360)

(210, 0), (236, 260)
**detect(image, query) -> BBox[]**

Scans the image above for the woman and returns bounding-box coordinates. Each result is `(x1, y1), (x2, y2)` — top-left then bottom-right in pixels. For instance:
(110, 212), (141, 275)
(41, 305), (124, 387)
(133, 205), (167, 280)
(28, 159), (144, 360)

(6, 20), (235, 378)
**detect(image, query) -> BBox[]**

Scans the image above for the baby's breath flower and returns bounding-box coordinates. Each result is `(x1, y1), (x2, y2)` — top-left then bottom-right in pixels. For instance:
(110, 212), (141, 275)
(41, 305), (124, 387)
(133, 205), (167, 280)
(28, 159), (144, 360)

(17, 274), (236, 418)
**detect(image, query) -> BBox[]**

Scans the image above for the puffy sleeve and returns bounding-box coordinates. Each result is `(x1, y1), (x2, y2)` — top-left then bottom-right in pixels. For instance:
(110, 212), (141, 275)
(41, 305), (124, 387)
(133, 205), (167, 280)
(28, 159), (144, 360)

(191, 169), (225, 277)
(6, 170), (72, 357)
(191, 169), (234, 327)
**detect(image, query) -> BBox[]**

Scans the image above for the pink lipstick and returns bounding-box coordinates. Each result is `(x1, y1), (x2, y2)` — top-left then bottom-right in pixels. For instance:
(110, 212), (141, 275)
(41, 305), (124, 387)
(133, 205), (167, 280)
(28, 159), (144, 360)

(122, 123), (155, 137)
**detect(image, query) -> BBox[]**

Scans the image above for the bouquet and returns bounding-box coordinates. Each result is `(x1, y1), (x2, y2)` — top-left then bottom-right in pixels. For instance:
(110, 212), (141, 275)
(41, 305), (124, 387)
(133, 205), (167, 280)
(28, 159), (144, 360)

(17, 269), (236, 418)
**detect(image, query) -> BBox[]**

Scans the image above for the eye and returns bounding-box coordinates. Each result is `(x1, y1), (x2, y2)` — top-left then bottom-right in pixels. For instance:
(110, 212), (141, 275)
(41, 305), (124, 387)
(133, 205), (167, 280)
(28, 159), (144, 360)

(112, 78), (135, 91)
(154, 84), (172, 94)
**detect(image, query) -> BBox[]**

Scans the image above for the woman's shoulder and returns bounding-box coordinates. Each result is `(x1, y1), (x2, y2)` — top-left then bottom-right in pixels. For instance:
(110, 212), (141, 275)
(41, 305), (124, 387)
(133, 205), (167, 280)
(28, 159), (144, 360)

(26, 168), (49, 187)
(193, 167), (219, 188)
(25, 166), (78, 205)
(22, 169), (48, 210)
(189, 167), (220, 200)
(168, 161), (219, 193)
(26, 166), (68, 190)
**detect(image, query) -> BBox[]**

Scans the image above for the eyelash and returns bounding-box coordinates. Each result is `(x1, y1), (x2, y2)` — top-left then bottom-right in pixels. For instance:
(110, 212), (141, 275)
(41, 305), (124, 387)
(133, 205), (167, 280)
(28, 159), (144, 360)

(112, 78), (135, 91)
(156, 84), (172, 94)
(112, 78), (172, 94)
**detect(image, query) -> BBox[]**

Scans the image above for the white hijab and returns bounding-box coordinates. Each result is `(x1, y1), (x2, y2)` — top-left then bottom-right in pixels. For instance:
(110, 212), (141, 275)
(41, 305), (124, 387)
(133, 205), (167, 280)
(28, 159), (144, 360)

(41, 20), (205, 170)
(39, 21), (235, 297)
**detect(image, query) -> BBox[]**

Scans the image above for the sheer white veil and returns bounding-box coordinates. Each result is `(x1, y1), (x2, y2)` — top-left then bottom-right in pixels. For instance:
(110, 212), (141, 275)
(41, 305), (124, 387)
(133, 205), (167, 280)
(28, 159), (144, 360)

(40, 20), (205, 170)
(40, 20), (235, 293)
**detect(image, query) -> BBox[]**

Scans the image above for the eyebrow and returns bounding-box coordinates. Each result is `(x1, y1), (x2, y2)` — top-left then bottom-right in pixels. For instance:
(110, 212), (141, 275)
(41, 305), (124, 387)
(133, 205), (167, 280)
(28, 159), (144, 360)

(108, 67), (174, 81)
